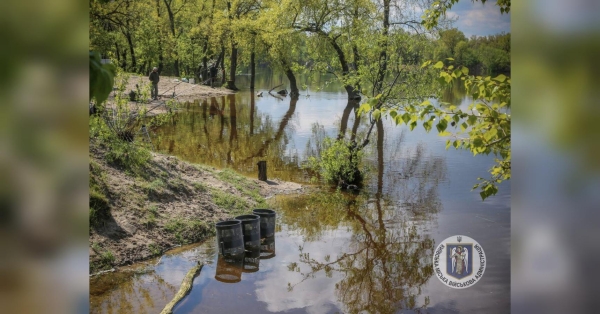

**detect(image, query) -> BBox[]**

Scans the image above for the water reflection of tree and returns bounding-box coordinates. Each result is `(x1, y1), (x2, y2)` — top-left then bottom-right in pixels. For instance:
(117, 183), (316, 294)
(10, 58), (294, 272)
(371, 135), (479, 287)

(90, 270), (176, 313)
(277, 133), (446, 313)
(153, 94), (303, 181)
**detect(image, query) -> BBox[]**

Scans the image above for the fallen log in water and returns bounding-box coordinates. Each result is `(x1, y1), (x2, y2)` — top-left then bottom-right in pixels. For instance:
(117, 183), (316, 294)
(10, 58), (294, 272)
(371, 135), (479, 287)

(160, 263), (203, 314)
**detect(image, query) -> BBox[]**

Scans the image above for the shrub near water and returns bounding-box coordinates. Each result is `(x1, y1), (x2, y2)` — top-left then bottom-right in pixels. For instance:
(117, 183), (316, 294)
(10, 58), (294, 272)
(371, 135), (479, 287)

(306, 137), (364, 186)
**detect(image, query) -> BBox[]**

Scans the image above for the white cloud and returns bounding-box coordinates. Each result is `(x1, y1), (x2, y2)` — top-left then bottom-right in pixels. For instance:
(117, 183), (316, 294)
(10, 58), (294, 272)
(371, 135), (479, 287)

(449, 2), (510, 36)
(254, 230), (352, 313)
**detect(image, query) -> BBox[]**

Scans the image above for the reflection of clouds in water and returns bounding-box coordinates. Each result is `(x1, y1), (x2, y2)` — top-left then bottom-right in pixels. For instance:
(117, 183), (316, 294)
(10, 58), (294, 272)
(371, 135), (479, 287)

(254, 230), (351, 313)
(253, 93), (349, 159)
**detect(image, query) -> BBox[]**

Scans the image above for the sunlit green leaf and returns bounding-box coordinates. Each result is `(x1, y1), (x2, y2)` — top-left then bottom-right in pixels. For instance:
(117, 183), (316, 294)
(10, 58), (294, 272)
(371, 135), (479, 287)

(493, 74), (507, 82)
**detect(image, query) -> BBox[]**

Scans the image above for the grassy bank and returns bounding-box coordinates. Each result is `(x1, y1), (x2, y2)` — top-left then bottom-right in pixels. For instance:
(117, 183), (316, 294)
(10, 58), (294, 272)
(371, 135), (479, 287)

(89, 141), (269, 273)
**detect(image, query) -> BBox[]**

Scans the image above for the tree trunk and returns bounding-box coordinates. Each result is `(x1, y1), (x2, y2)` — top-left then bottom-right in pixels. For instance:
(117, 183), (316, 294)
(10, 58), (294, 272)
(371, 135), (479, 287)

(115, 42), (121, 64)
(373, 0), (390, 95)
(174, 59), (180, 78)
(138, 61), (147, 75)
(220, 47), (226, 84)
(121, 50), (127, 70)
(350, 101), (361, 142)
(164, 0), (180, 77)
(201, 55), (208, 82)
(227, 44), (239, 90)
(250, 49), (255, 90)
(376, 118), (384, 194)
(283, 63), (299, 96)
(156, 0), (164, 74)
(125, 31), (137, 72)
(327, 36), (358, 99)
(257, 161), (267, 181)
(338, 100), (355, 140)
(158, 53), (164, 74)
(250, 92), (255, 135)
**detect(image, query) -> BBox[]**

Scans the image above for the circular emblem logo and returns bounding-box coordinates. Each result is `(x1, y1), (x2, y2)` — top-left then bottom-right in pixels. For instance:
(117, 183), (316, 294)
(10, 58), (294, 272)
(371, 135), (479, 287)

(433, 235), (486, 289)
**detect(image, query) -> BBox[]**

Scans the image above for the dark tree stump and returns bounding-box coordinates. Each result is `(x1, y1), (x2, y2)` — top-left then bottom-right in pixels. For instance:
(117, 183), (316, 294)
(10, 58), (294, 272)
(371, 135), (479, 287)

(257, 161), (267, 181)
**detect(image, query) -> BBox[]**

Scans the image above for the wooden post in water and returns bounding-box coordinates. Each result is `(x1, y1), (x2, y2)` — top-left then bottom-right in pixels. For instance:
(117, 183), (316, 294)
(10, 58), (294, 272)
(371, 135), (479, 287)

(257, 161), (267, 181)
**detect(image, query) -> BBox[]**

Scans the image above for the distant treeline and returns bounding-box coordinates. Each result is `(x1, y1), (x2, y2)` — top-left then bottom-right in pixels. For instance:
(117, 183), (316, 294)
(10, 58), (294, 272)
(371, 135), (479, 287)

(434, 28), (510, 76)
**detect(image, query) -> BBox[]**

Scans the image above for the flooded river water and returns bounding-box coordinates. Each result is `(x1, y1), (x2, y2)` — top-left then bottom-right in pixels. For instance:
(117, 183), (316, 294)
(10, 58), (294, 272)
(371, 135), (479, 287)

(90, 72), (509, 313)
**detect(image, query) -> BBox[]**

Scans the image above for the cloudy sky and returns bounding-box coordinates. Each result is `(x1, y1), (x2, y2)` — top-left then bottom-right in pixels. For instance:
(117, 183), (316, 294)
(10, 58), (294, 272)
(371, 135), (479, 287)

(446, 0), (511, 37)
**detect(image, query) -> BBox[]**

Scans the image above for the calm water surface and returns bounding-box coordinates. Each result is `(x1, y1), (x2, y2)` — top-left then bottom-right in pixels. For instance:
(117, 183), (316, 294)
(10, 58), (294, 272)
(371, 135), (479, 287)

(90, 73), (509, 313)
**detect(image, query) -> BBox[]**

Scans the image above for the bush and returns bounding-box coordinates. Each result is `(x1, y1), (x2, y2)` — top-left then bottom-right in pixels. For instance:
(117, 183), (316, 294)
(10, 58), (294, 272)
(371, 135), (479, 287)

(306, 137), (364, 186)
(104, 137), (152, 173)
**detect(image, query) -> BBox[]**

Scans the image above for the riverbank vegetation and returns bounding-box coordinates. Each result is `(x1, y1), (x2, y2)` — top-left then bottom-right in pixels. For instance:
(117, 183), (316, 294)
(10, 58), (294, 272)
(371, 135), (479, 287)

(88, 71), (300, 273)
(90, 0), (510, 223)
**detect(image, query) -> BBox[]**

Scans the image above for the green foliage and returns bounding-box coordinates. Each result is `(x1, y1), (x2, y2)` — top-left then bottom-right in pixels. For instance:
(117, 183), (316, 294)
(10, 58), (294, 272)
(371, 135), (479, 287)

(433, 28), (510, 75)
(364, 61), (510, 200)
(306, 137), (364, 186)
(90, 51), (116, 105)
(89, 71), (159, 174)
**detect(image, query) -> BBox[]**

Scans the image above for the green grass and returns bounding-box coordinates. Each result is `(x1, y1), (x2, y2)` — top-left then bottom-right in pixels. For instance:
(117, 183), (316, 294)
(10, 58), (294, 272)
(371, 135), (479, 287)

(192, 181), (207, 192)
(143, 204), (159, 227)
(210, 188), (252, 216)
(167, 178), (191, 194)
(164, 218), (214, 245)
(91, 243), (116, 271)
(145, 178), (166, 192)
(216, 169), (267, 208)
(101, 250), (116, 265)
(90, 160), (110, 228)
(148, 243), (161, 256)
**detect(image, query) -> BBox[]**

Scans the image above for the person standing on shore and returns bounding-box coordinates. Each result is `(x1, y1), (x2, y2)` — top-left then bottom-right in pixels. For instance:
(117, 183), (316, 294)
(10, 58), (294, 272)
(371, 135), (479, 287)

(149, 67), (160, 100)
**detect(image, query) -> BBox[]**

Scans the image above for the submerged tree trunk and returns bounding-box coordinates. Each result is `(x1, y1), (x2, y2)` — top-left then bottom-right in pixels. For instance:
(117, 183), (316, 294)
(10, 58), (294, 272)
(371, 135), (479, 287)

(283, 63), (299, 96)
(250, 92), (255, 135)
(338, 100), (359, 140)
